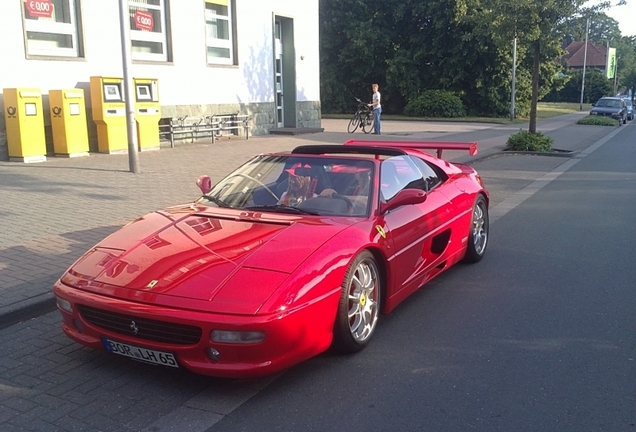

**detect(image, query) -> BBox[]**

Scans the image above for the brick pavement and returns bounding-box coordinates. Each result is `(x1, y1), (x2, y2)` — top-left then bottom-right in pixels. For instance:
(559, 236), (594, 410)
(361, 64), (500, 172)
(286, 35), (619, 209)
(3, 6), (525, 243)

(0, 113), (626, 431)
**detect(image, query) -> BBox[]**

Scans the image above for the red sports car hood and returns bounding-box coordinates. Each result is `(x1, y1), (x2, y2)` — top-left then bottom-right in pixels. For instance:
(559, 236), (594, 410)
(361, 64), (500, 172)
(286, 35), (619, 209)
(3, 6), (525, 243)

(67, 207), (348, 303)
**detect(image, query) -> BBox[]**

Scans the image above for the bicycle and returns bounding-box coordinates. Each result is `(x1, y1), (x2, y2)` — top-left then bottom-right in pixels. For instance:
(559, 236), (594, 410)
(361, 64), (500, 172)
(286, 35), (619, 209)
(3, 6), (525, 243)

(347, 97), (375, 134)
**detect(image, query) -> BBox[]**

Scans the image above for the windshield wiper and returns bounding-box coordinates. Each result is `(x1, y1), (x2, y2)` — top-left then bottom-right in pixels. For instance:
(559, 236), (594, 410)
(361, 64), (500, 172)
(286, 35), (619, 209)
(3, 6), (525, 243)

(245, 205), (319, 215)
(200, 194), (232, 208)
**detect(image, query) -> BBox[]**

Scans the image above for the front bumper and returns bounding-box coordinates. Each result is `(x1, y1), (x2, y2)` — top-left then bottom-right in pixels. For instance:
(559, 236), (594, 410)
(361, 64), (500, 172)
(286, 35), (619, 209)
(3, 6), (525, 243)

(53, 280), (340, 378)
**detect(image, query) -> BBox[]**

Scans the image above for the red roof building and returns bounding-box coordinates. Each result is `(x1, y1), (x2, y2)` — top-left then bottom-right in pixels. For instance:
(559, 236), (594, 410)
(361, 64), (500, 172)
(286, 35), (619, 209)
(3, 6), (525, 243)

(562, 41), (608, 70)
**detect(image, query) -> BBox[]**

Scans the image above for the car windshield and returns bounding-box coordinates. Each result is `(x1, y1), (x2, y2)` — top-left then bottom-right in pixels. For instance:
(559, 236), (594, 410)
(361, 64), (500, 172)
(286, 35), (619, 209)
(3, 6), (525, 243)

(198, 155), (375, 217)
(596, 99), (622, 108)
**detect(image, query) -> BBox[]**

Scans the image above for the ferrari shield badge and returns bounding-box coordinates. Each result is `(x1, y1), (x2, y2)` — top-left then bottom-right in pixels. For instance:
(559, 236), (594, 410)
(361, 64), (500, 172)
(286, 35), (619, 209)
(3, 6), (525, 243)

(375, 225), (386, 238)
(146, 280), (159, 289)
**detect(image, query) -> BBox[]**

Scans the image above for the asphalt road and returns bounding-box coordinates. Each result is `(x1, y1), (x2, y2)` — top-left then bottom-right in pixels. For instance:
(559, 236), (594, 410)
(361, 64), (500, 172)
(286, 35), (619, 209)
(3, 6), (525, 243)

(204, 129), (636, 431)
(0, 120), (634, 432)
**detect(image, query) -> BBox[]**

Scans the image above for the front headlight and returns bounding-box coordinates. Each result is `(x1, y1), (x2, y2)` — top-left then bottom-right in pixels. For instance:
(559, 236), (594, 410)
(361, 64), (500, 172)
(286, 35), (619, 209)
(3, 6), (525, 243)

(211, 330), (266, 344)
(56, 296), (73, 313)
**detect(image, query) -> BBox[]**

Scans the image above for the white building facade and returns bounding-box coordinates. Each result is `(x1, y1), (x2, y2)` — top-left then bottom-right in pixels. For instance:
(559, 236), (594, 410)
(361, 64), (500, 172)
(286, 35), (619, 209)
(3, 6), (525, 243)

(0, 0), (321, 160)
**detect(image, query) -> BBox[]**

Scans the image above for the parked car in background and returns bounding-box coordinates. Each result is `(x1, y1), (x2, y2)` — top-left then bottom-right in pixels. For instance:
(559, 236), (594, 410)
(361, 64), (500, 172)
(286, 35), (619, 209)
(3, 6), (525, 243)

(622, 98), (633, 121)
(590, 97), (627, 125)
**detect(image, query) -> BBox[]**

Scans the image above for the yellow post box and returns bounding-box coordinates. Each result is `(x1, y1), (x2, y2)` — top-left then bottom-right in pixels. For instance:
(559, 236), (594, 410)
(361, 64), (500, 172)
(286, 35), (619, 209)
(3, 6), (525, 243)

(49, 89), (90, 158)
(133, 78), (161, 151)
(3, 88), (47, 163)
(90, 76), (128, 154)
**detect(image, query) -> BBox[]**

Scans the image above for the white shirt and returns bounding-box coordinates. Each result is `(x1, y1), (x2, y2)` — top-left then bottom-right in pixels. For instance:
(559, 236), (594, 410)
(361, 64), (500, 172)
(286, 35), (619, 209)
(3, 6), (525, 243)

(372, 91), (381, 110)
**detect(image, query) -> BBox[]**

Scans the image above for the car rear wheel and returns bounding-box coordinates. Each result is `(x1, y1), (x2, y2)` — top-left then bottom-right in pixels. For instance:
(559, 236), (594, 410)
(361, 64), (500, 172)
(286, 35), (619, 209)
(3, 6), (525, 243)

(463, 195), (489, 263)
(332, 250), (381, 353)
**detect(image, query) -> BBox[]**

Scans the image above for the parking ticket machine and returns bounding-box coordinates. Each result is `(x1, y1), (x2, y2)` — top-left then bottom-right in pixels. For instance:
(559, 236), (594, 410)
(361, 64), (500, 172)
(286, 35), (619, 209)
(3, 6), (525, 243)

(49, 89), (90, 158)
(133, 78), (161, 151)
(90, 76), (128, 154)
(3, 88), (47, 163)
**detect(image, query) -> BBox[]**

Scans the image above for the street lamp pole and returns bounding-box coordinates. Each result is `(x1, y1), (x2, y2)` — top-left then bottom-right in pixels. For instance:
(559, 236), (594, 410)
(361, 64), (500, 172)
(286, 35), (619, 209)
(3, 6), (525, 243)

(579, 18), (589, 111)
(118, 0), (140, 174)
(613, 55), (618, 95)
(511, 37), (517, 121)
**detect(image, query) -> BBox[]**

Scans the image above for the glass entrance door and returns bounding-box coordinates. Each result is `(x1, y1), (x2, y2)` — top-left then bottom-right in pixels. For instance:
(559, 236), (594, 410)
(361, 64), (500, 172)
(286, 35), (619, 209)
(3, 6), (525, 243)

(274, 19), (284, 128)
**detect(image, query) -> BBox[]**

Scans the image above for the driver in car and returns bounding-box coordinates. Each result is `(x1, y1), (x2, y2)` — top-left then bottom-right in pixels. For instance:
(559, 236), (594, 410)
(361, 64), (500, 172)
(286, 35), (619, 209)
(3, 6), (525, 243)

(278, 172), (337, 206)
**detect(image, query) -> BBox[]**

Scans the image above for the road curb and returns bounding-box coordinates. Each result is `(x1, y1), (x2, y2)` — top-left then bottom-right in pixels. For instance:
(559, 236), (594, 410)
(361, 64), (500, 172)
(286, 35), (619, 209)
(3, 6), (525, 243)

(0, 294), (57, 330)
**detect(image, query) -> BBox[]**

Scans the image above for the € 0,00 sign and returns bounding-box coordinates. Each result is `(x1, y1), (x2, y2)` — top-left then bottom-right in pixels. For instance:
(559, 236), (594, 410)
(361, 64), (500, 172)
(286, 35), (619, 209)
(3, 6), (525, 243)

(26, 0), (54, 18)
(134, 10), (154, 31)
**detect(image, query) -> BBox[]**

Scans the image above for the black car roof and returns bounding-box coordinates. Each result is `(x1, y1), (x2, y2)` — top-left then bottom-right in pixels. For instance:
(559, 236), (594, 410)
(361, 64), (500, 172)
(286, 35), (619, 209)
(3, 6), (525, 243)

(292, 145), (406, 157)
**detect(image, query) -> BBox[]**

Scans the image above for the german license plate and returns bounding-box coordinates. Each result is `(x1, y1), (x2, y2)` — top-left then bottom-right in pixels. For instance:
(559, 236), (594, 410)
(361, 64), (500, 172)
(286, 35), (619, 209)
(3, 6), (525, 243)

(101, 337), (178, 368)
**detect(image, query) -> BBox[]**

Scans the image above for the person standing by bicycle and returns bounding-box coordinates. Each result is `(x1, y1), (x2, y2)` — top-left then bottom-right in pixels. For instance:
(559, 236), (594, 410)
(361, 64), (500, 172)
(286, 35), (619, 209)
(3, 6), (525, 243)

(368, 83), (382, 134)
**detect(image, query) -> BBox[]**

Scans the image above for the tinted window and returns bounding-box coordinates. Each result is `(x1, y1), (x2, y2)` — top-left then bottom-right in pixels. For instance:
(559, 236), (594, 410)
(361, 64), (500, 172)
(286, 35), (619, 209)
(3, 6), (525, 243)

(410, 157), (443, 191)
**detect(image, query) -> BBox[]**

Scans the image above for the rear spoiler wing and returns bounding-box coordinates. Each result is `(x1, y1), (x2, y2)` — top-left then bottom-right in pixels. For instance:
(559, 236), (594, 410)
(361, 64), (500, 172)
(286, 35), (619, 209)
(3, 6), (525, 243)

(343, 139), (477, 159)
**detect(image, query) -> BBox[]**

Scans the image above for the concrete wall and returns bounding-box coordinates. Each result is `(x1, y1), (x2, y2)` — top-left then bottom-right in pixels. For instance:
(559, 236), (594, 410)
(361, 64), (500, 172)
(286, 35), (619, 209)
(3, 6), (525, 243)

(0, 0), (321, 160)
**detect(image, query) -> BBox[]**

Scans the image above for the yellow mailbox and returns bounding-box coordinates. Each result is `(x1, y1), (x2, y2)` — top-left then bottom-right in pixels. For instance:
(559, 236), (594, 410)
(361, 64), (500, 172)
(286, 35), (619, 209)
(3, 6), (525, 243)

(133, 78), (161, 151)
(90, 76), (128, 154)
(3, 88), (47, 163)
(49, 89), (90, 158)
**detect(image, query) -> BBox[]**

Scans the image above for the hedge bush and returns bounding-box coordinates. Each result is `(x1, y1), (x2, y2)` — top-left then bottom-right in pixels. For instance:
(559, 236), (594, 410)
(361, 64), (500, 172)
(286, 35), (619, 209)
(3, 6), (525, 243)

(577, 115), (619, 126)
(506, 130), (554, 152)
(404, 90), (466, 118)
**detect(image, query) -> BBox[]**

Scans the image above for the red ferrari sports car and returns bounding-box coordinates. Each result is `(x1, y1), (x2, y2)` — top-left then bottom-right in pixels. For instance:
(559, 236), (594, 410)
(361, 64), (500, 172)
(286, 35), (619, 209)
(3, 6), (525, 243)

(53, 140), (489, 378)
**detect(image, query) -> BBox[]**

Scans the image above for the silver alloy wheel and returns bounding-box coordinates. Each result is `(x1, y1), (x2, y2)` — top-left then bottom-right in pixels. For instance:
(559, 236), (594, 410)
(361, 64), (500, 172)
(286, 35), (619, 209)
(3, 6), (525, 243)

(346, 258), (380, 343)
(472, 200), (488, 255)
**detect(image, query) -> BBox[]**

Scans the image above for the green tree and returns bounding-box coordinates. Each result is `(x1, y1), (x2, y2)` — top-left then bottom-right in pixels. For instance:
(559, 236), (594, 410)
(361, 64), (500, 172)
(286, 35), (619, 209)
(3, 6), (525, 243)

(320, 0), (525, 116)
(562, 13), (621, 46)
(319, 0), (394, 113)
(544, 69), (612, 102)
(614, 35), (636, 94)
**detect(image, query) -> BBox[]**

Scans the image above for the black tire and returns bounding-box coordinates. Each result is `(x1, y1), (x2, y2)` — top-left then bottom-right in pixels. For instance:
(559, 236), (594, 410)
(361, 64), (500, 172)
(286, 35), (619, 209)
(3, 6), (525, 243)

(463, 194), (489, 263)
(361, 112), (374, 134)
(332, 250), (381, 353)
(347, 114), (360, 133)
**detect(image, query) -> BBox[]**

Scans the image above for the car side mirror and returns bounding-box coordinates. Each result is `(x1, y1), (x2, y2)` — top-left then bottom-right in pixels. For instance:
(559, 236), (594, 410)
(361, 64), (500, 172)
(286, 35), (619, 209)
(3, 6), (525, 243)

(196, 175), (213, 194)
(591, 103), (595, 107)
(380, 189), (427, 214)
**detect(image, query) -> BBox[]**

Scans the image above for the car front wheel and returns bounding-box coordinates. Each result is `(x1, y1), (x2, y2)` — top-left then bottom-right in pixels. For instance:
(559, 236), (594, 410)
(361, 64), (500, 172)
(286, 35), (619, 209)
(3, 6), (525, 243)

(332, 250), (381, 353)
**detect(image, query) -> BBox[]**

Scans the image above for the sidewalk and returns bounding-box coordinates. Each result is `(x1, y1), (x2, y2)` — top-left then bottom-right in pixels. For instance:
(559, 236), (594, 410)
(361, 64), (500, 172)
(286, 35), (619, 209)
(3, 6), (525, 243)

(0, 112), (610, 327)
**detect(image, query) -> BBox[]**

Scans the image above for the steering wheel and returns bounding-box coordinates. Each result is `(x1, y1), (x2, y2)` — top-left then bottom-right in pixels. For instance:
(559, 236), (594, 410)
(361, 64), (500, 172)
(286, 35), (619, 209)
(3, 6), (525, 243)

(332, 194), (354, 213)
(225, 173), (279, 201)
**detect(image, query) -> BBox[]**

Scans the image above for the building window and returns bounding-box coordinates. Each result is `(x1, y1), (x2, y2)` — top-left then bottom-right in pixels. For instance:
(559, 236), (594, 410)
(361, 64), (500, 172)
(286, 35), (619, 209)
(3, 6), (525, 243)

(205, 0), (236, 65)
(22, 0), (84, 58)
(129, 0), (170, 62)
